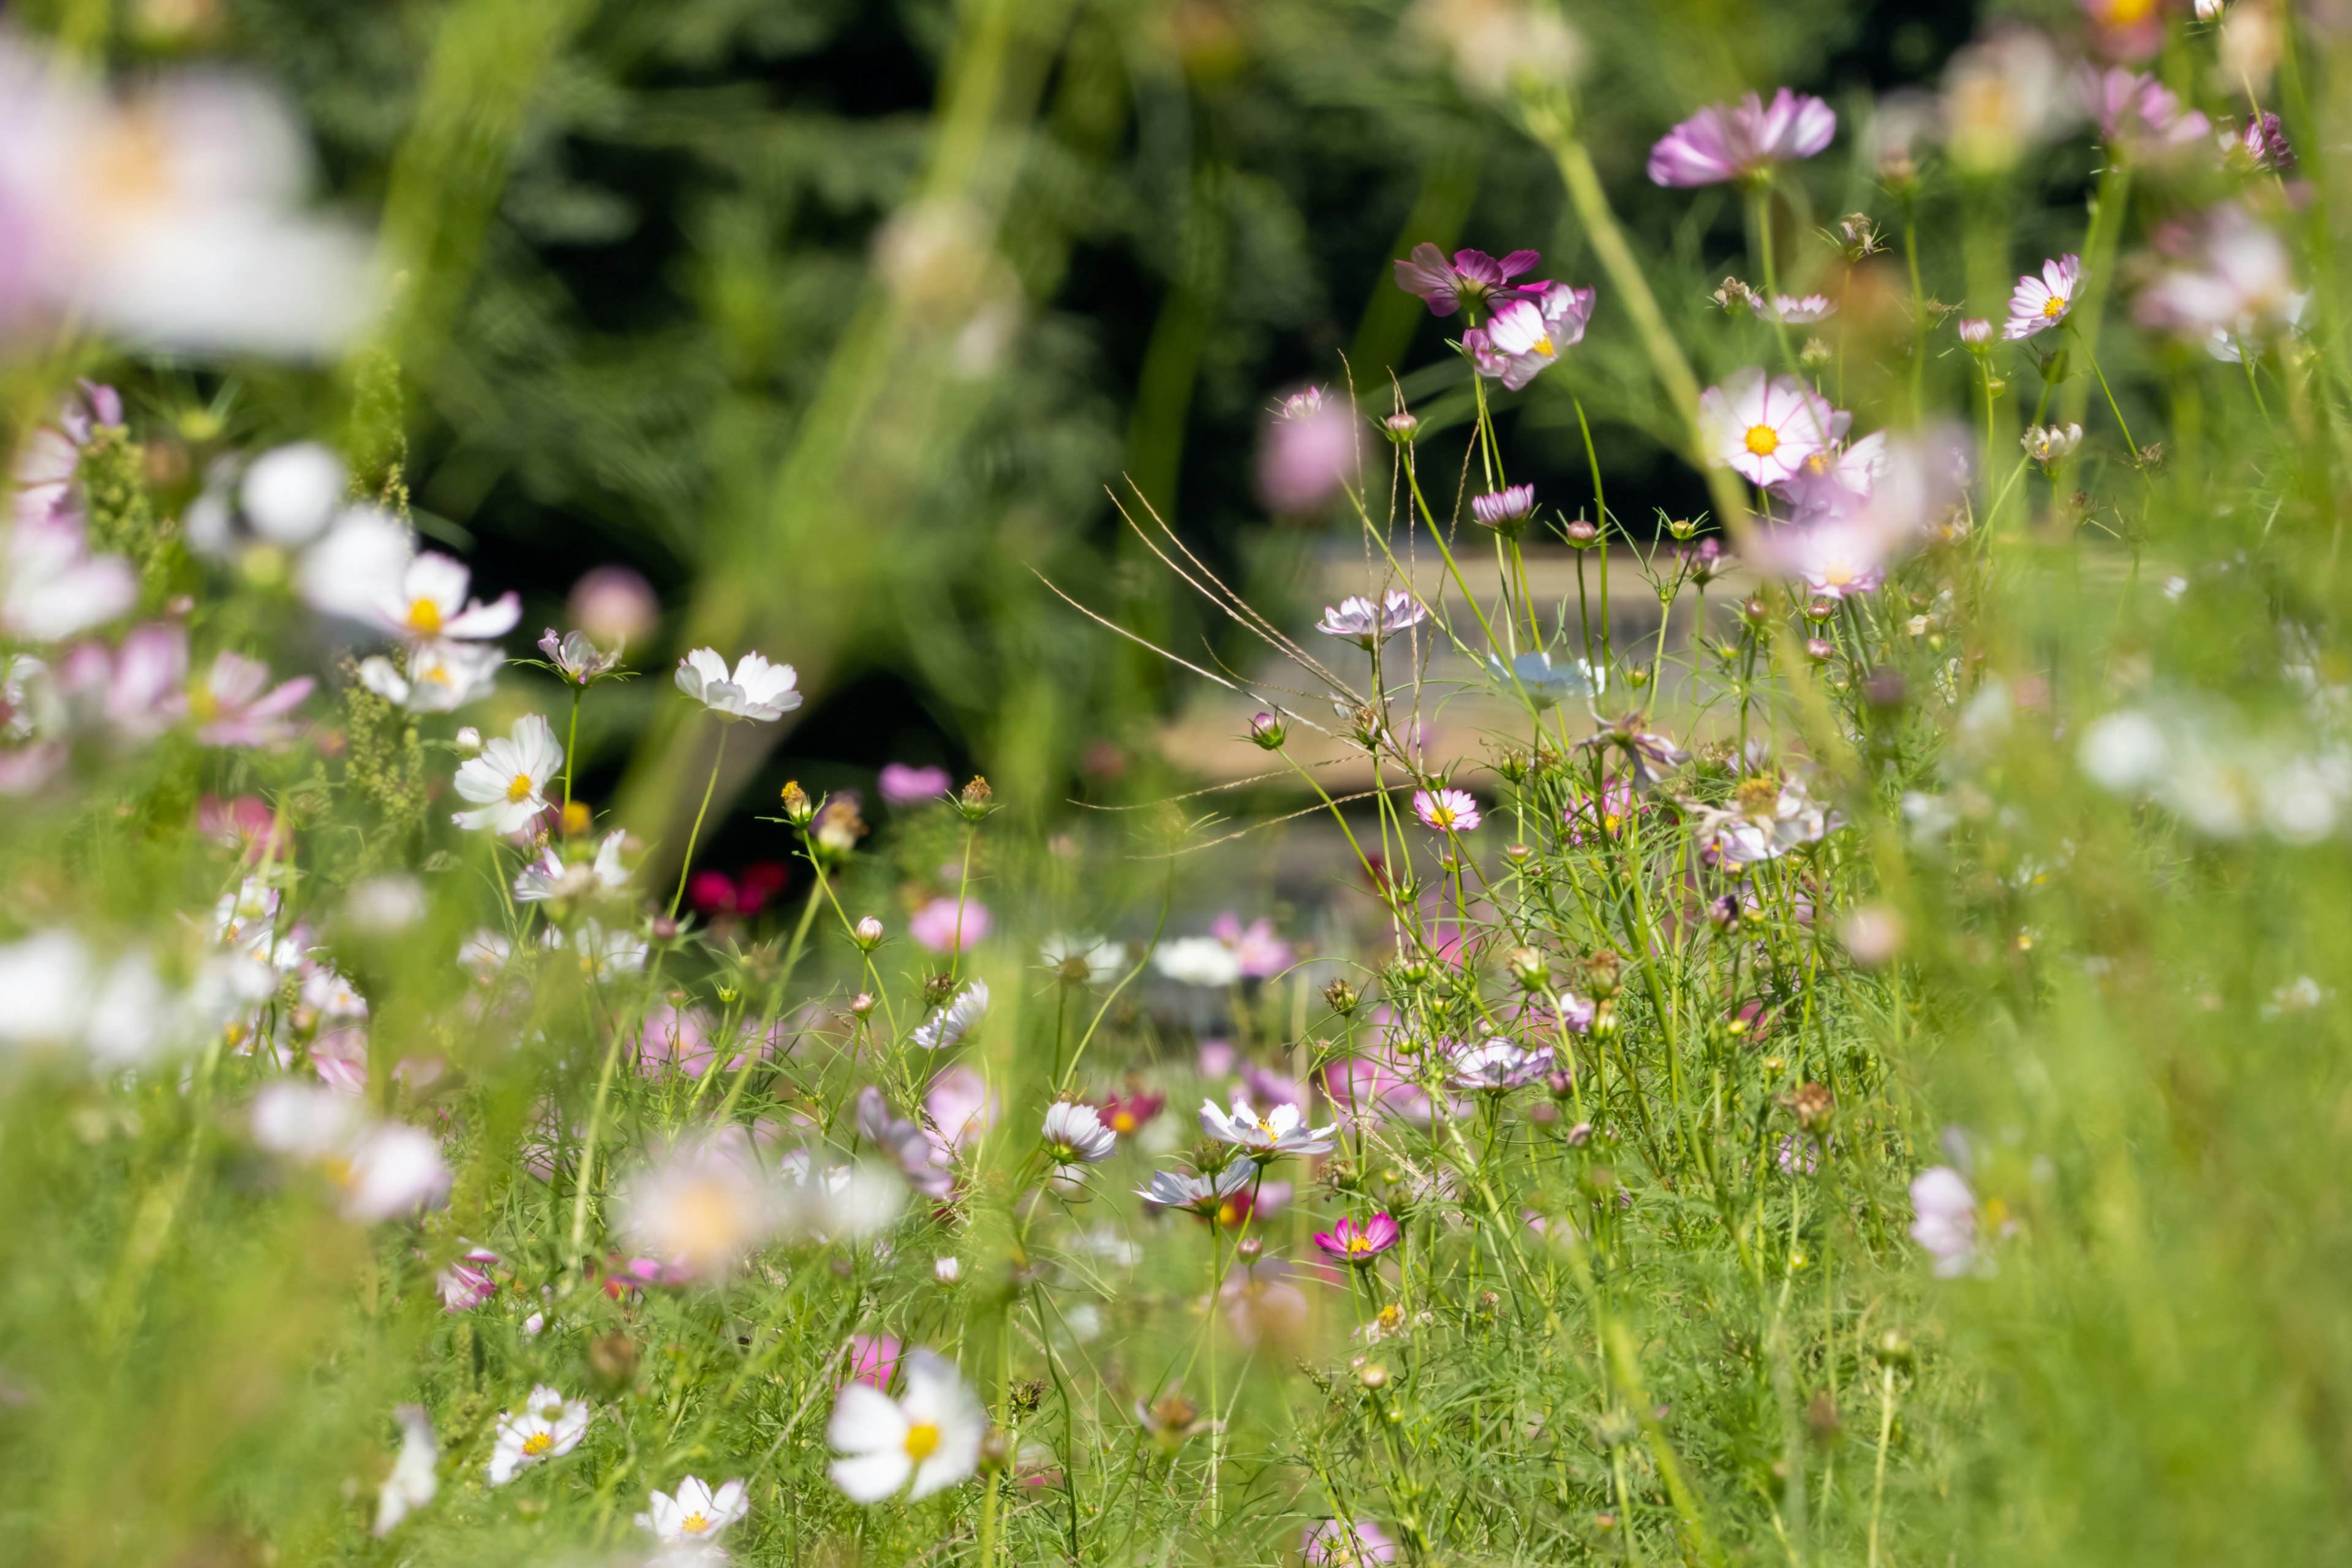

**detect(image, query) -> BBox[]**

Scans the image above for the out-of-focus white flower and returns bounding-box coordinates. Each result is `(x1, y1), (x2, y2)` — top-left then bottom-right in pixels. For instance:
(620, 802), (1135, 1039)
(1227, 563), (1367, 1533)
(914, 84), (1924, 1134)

(778, 1150), (905, 1242)
(1484, 649), (1601, 708)
(1042, 1101), (1118, 1164)
(635, 1476), (750, 1544)
(295, 505), (412, 623)
(458, 929), (512, 982)
(1041, 933), (1126, 984)
(239, 442), (345, 545)
(910, 979), (989, 1052)
(344, 875), (427, 935)
(371, 551), (519, 644)
(0, 929), (238, 1068)
(2135, 204), (2299, 350)
(1684, 773), (1845, 864)
(487, 1385), (590, 1485)
(2021, 423), (2082, 466)
(373, 1405), (438, 1537)
(344, 1123), (456, 1221)
(934, 1255), (962, 1283)
(1908, 1166), (1980, 1277)
(614, 1132), (780, 1280)
(357, 641), (502, 714)
(1154, 936), (1244, 988)
(514, 829), (630, 904)
(451, 713), (562, 833)
(2, 510), (136, 642)
(674, 647), (802, 723)
(1410, 0), (1581, 100)
(2078, 709), (2168, 790)
(1940, 26), (2077, 175)
(827, 1348), (985, 1503)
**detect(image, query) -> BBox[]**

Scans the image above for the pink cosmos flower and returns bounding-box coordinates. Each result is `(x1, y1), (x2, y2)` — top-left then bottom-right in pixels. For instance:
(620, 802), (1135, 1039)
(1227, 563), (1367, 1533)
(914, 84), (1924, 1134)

(1698, 369), (1844, 488)
(2133, 204), (2299, 349)
(1648, 89), (1837, 187)
(187, 650), (314, 748)
(1909, 1164), (1979, 1276)
(1257, 385), (1360, 514)
(1390, 243), (1541, 318)
(59, 623), (187, 744)
(635, 1003), (751, 1079)
(438, 1246), (500, 1311)
(1210, 913), (1292, 978)
(2080, 0), (2165, 61)
(909, 895), (990, 954)
(1956, 317), (1994, 345)
(845, 1332), (904, 1390)
(1303, 1519), (1397, 1567)
(2078, 66), (2211, 153)
(878, 761), (951, 807)
(2222, 111), (2294, 173)
(1463, 281), (1596, 390)
(312, 1023), (370, 1096)
(1311, 1212), (1400, 1265)
(200, 794), (287, 861)
(2003, 254), (2082, 339)
(1413, 787), (1481, 834)
(1197, 1038), (1237, 1079)
(924, 1065), (997, 1152)
(1768, 293), (1838, 323)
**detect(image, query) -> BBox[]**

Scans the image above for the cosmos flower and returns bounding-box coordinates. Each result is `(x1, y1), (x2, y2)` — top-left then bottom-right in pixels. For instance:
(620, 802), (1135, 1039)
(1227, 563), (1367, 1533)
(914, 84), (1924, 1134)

(1940, 27), (2078, 176)
(674, 647), (802, 722)
(372, 551), (520, 644)
(2003, 254), (2081, 340)
(1390, 243), (1541, 318)
(1041, 1101), (1118, 1164)
(1258, 385), (1361, 514)
(2134, 205), (2299, 349)
(1303, 1519), (1398, 1566)
(550, 919), (647, 981)
(1470, 484), (1537, 532)
(857, 1086), (958, 1199)
(827, 1348), (986, 1504)
(2021, 424), (2083, 466)
(1909, 1165), (1980, 1276)
(2221, 111), (2294, 172)
(612, 1131), (780, 1280)
(487, 1386), (590, 1484)
(911, 979), (989, 1052)
(1154, 935), (1245, 987)
(1413, 787), (1482, 834)
(373, 1406), (438, 1537)
(636, 1477), (751, 1544)
(1647, 89), (1837, 187)
(451, 714), (562, 833)
(437, 1246), (499, 1312)
(845, 1333), (904, 1390)
(1956, 317), (1993, 345)
(1136, 1163), (1253, 1213)
(1311, 1212), (1401, 1265)
(1209, 913), (1291, 978)
(1446, 1037), (1553, 1091)
(538, 627), (622, 685)
(909, 895), (990, 954)
(514, 829), (630, 903)
(2078, 66), (2211, 154)
(1698, 368), (1844, 486)
(925, 1064), (997, 1152)
(1315, 590), (1428, 647)
(1683, 773), (1845, 864)
(1094, 1088), (1166, 1136)
(1041, 932), (1127, 984)
(1463, 281), (1596, 390)
(1199, 1095), (1338, 1160)
(1768, 293), (1838, 323)
(185, 651), (313, 747)
(1219, 1256), (1309, 1348)
(356, 641), (503, 714)
(2, 506), (135, 643)
(878, 761), (952, 805)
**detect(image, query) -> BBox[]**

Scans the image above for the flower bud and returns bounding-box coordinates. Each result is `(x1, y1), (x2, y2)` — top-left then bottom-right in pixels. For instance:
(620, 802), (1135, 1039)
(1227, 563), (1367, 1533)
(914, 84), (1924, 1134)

(1804, 595), (1837, 622)
(1741, 596), (1771, 627)
(1707, 892), (1741, 932)
(1874, 1329), (1915, 1369)
(957, 775), (994, 821)
(1588, 998), (1619, 1039)
(1235, 1237), (1262, 1263)
(979, 1428), (1014, 1471)
(1563, 1120), (1593, 1147)
(1546, 1068), (1576, 1101)
(1248, 712), (1287, 750)
(1323, 978), (1359, 1016)
(854, 916), (884, 951)
(650, 915), (680, 943)
(1790, 1080), (1833, 1132)
(1582, 950), (1622, 999)
(935, 1255), (962, 1283)
(779, 780), (816, 827)
(1358, 1363), (1389, 1390)
(1804, 636), (1834, 663)
(1798, 336), (1833, 371)
(1563, 519), (1599, 548)
(851, 992), (877, 1017)
(1382, 412), (1420, 445)
(1507, 946), (1549, 990)
(1665, 516), (1697, 540)
(453, 725), (483, 754)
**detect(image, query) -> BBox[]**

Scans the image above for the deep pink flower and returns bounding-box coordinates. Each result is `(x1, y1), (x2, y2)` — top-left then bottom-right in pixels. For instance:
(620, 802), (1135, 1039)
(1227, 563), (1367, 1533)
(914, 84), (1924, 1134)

(1648, 89), (1836, 187)
(200, 794), (287, 860)
(1311, 1212), (1401, 1265)
(1094, 1087), (1166, 1135)
(1390, 243), (1541, 319)
(910, 895), (990, 954)
(1463, 281), (1594, 390)
(878, 761), (952, 806)
(437, 1246), (500, 1312)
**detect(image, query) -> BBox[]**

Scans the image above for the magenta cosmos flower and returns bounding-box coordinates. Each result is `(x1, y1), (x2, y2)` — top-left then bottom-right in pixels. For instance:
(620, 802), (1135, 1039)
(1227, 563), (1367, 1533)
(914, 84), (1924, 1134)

(878, 761), (951, 806)
(1391, 243), (1540, 319)
(1648, 89), (1837, 187)
(1464, 281), (1596, 391)
(1413, 787), (1481, 834)
(1313, 1212), (1401, 1265)
(2003, 254), (2081, 340)
(1697, 368), (1845, 487)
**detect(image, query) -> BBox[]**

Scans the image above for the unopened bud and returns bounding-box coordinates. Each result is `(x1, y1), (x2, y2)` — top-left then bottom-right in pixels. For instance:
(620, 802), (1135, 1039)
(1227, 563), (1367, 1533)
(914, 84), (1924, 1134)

(1382, 412), (1420, 444)
(1507, 946), (1548, 990)
(1742, 596), (1771, 627)
(1358, 1363), (1389, 1390)
(1588, 998), (1619, 1039)
(779, 780), (815, 826)
(853, 916), (884, 951)
(453, 726), (483, 755)
(1804, 636), (1834, 663)
(1249, 712), (1286, 750)
(650, 915), (680, 943)
(1563, 1120), (1593, 1147)
(1798, 336), (1833, 371)
(1583, 950), (1622, 999)
(979, 1428), (1014, 1471)
(935, 1255), (962, 1283)
(1546, 1068), (1576, 1101)
(1665, 516), (1697, 540)
(1563, 519), (1599, 548)
(1323, 978), (1359, 1016)
(1502, 842), (1531, 863)
(1234, 1237), (1262, 1263)
(956, 775), (994, 820)
(851, 991), (877, 1017)
(1874, 1329), (1915, 1368)
(1804, 596), (1837, 622)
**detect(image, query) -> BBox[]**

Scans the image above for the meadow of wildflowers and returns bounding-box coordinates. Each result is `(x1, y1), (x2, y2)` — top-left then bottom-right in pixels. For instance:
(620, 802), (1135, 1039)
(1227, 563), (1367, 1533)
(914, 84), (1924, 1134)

(3, 2), (2352, 1567)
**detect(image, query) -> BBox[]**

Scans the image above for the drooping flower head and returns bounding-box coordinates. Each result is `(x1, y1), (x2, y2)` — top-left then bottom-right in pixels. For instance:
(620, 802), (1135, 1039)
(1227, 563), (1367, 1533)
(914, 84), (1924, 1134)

(1463, 281), (1596, 390)
(1413, 786), (1482, 834)
(1315, 590), (1428, 648)
(826, 1348), (985, 1503)
(1391, 243), (1542, 319)
(1311, 1212), (1401, 1265)
(2003, 254), (2081, 340)
(1041, 1101), (1118, 1164)
(1648, 89), (1837, 187)
(1697, 368), (1845, 487)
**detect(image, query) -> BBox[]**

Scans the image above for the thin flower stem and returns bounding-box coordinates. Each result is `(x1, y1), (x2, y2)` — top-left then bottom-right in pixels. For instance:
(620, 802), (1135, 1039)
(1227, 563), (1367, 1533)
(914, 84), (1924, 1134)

(668, 725), (729, 921)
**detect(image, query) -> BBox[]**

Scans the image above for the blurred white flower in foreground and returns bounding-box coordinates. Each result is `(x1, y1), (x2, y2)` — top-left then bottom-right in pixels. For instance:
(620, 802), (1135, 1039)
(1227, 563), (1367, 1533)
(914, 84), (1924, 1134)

(487, 1385), (590, 1484)
(0, 929), (249, 1069)
(1909, 1165), (1981, 1277)
(2079, 701), (2352, 842)
(372, 1405), (437, 1536)
(614, 1131), (780, 1280)
(514, 829), (630, 904)
(636, 1476), (750, 1544)
(911, 979), (989, 1051)
(1154, 935), (1244, 988)
(827, 1347), (985, 1502)
(0, 41), (377, 356)
(249, 1080), (453, 1221)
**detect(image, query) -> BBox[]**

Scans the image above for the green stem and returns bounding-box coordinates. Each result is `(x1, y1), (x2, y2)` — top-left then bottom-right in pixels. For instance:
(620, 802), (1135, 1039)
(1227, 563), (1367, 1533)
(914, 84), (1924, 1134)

(668, 725), (729, 921)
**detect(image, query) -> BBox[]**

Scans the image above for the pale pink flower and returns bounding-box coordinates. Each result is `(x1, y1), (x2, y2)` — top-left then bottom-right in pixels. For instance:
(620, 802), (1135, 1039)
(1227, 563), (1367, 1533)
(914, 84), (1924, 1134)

(2133, 203), (2299, 348)
(1257, 385), (1360, 514)
(845, 1332), (904, 1389)
(567, 565), (660, 647)
(1956, 317), (1994, 345)
(1303, 1519), (1398, 1567)
(1316, 590), (1428, 647)
(925, 1064), (998, 1151)
(188, 650), (313, 747)
(1463, 281), (1596, 390)
(1414, 786), (1481, 833)
(1698, 369), (1844, 487)
(613, 1131), (780, 1280)
(2078, 66), (2211, 153)
(1909, 1164), (1980, 1276)
(1648, 89), (1837, 186)
(909, 896), (989, 954)
(59, 623), (187, 744)
(878, 761), (952, 806)
(1768, 293), (1838, 323)
(635, 1003), (747, 1079)
(1210, 913), (1292, 978)
(2003, 254), (2082, 340)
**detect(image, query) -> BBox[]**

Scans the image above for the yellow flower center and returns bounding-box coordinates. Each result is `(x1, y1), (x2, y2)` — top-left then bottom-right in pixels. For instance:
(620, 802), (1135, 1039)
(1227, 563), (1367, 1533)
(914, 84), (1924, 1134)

(1110, 1111), (1136, 1133)
(904, 1421), (942, 1460)
(1346, 1234), (1373, 1253)
(505, 772), (535, 803)
(1822, 562), (1855, 587)
(1744, 424), (1780, 457)
(680, 1513), (712, 1536)
(189, 686), (220, 723)
(522, 1431), (554, 1457)
(2107, 0), (2155, 21)
(405, 597), (443, 635)
(1532, 334), (1555, 356)
(2041, 295), (2065, 318)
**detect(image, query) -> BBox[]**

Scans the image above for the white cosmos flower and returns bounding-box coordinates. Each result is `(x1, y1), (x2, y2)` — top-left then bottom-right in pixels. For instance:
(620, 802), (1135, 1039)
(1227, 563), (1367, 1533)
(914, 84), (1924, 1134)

(827, 1348), (986, 1503)
(239, 442), (346, 545)
(911, 979), (989, 1051)
(1698, 367), (1844, 488)
(487, 1385), (590, 1484)
(1198, 1095), (1338, 1159)
(614, 1132), (780, 1280)
(373, 1405), (438, 1537)
(295, 505), (413, 623)
(343, 1123), (456, 1222)
(636, 1476), (750, 1544)
(514, 829), (630, 903)
(451, 714), (562, 833)
(1153, 936), (1243, 987)
(2, 511), (137, 643)
(675, 647), (802, 723)
(547, 918), (648, 979)
(356, 641), (502, 713)
(372, 551), (521, 644)
(1135, 1163), (1252, 1212)
(1041, 1101), (1118, 1164)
